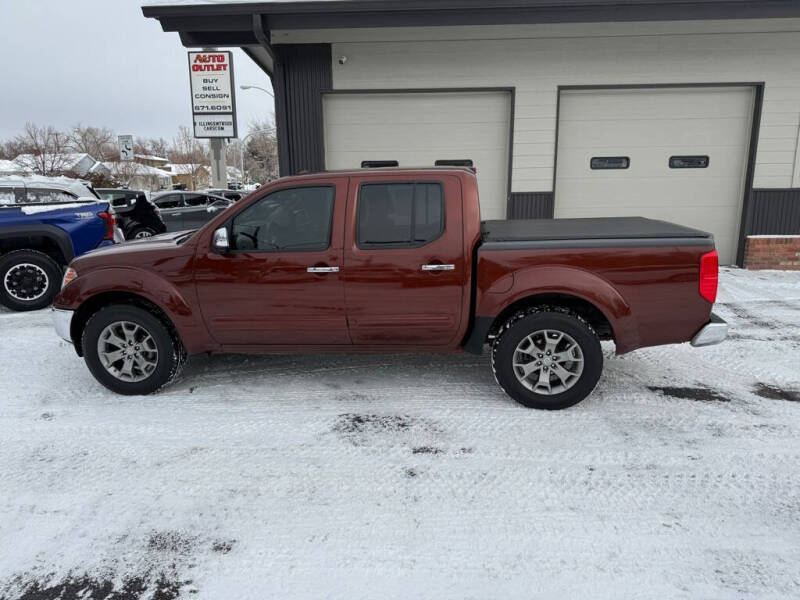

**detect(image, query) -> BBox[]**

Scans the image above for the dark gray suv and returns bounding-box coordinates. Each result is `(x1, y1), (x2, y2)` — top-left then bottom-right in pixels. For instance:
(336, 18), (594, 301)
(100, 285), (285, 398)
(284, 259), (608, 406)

(150, 191), (232, 231)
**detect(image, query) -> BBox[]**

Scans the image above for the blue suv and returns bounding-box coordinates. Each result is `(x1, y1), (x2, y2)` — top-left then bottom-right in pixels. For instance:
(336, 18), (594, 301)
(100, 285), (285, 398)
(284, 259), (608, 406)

(0, 176), (120, 311)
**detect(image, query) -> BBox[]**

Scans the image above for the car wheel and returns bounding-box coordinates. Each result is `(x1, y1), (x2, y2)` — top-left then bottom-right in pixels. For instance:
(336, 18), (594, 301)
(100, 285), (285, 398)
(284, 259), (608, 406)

(82, 304), (186, 395)
(0, 249), (63, 311)
(129, 226), (156, 240)
(491, 308), (603, 410)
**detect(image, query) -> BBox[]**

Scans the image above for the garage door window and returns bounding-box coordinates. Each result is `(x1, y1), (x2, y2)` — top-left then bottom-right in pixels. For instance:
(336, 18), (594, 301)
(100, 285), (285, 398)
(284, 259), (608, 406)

(669, 155), (710, 169)
(590, 157), (630, 170)
(357, 182), (444, 249)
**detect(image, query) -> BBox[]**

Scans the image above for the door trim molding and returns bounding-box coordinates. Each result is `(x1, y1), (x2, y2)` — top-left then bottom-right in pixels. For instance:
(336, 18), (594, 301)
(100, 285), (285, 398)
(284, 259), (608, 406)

(552, 82), (765, 266)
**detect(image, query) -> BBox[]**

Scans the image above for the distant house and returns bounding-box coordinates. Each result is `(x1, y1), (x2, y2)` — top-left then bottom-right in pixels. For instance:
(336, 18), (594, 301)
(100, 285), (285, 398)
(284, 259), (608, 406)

(12, 152), (109, 178)
(103, 161), (173, 192)
(0, 159), (29, 177)
(134, 154), (170, 169)
(166, 163), (210, 190)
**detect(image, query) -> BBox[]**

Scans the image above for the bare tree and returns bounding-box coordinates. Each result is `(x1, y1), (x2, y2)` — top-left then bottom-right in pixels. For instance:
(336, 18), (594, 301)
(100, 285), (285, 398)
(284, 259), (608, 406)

(242, 119), (279, 184)
(12, 123), (70, 175)
(134, 136), (170, 159)
(68, 124), (116, 161)
(168, 126), (209, 190)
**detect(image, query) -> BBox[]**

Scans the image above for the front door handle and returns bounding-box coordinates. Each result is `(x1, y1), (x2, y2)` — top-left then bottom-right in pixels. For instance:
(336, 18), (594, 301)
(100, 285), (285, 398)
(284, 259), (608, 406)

(307, 266), (340, 273)
(421, 264), (455, 271)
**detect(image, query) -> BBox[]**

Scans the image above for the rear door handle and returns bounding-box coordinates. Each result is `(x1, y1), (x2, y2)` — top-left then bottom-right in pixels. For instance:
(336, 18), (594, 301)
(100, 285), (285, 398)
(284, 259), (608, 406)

(421, 264), (455, 271)
(307, 266), (340, 273)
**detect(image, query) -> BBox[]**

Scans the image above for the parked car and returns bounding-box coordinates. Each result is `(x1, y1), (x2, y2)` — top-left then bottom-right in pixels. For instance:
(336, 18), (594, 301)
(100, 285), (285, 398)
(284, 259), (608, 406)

(52, 168), (726, 408)
(150, 191), (233, 231)
(202, 188), (246, 202)
(0, 176), (119, 311)
(95, 189), (167, 239)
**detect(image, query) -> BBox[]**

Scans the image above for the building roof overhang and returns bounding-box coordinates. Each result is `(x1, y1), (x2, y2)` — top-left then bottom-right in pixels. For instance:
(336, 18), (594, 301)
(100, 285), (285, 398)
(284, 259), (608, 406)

(142, 0), (800, 73)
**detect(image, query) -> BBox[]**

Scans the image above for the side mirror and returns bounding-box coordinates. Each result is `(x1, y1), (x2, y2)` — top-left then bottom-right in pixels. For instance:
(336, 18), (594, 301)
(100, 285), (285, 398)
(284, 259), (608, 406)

(212, 227), (229, 252)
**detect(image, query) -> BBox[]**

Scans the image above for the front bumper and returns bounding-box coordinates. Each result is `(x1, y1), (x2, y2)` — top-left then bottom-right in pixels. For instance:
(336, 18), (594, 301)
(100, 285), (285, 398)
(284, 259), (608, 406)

(691, 313), (728, 347)
(52, 308), (74, 343)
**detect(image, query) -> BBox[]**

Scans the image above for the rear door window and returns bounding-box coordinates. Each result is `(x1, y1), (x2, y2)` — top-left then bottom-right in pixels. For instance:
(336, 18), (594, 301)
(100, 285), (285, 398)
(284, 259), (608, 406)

(25, 188), (77, 203)
(357, 182), (444, 248)
(0, 186), (24, 205)
(154, 195), (181, 209)
(184, 194), (209, 207)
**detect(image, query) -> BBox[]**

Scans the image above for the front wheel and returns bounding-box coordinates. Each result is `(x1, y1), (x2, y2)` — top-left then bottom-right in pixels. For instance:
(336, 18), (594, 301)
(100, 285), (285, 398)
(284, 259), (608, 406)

(82, 305), (185, 395)
(491, 309), (603, 409)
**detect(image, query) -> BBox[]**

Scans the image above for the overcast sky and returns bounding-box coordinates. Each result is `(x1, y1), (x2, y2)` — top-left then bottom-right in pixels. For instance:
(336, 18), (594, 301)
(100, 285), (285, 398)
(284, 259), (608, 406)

(1, 0), (274, 141)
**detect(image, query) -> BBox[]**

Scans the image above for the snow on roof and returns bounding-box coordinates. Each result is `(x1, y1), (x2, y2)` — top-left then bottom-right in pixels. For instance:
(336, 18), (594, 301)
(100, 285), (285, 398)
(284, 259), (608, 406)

(19, 202), (103, 215)
(0, 159), (28, 175)
(167, 163), (211, 175)
(134, 154), (169, 162)
(102, 161), (173, 178)
(13, 152), (97, 171)
(0, 174), (96, 197)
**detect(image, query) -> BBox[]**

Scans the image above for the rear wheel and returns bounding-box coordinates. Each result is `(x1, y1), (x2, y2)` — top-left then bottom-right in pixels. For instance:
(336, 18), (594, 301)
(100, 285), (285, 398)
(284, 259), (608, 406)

(491, 309), (603, 409)
(0, 249), (63, 311)
(128, 226), (156, 239)
(82, 305), (185, 395)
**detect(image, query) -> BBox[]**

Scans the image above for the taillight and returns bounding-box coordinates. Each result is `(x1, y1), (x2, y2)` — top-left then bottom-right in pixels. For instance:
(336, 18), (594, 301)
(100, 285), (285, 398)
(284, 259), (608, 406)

(98, 211), (115, 240)
(699, 250), (718, 303)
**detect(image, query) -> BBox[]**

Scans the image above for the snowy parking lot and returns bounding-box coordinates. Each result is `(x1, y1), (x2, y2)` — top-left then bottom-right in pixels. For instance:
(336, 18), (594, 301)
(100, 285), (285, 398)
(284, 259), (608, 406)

(1, 267), (799, 599)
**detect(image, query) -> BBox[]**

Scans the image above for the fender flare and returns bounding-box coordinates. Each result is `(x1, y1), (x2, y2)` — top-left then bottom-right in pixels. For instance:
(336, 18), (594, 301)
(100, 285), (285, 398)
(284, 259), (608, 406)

(477, 265), (639, 353)
(60, 266), (213, 355)
(0, 224), (75, 263)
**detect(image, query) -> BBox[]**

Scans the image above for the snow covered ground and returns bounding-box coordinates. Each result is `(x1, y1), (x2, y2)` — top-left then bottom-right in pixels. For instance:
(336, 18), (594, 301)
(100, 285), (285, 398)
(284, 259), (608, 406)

(1, 267), (799, 599)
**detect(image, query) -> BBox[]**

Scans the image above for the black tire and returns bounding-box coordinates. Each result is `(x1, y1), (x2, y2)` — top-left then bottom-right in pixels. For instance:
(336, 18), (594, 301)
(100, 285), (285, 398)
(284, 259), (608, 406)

(82, 304), (186, 395)
(127, 226), (156, 240)
(491, 308), (603, 410)
(0, 249), (63, 311)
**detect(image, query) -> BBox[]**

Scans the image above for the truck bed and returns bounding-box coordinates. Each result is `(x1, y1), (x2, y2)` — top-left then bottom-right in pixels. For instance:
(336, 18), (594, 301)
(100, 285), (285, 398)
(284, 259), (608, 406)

(480, 217), (714, 249)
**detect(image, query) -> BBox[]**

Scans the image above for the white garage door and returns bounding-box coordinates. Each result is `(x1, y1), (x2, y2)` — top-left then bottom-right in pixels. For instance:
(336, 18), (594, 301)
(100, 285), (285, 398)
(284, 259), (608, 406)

(555, 86), (755, 264)
(323, 91), (511, 219)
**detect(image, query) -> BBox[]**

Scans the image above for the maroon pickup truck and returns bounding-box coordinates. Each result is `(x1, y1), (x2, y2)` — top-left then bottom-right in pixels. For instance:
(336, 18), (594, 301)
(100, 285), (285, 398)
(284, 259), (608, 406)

(52, 168), (726, 409)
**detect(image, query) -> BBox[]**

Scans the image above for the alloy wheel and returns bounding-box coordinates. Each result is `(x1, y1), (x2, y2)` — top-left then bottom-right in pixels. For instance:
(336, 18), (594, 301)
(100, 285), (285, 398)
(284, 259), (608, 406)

(96, 321), (159, 382)
(512, 329), (584, 395)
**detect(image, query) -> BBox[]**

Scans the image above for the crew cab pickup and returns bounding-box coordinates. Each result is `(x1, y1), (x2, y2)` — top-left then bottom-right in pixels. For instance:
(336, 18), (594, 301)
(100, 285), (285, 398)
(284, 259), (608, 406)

(1, 185), (118, 311)
(52, 168), (726, 409)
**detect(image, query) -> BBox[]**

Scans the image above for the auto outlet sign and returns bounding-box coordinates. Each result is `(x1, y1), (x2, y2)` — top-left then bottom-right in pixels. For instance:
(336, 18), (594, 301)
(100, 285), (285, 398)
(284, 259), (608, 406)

(188, 51), (237, 138)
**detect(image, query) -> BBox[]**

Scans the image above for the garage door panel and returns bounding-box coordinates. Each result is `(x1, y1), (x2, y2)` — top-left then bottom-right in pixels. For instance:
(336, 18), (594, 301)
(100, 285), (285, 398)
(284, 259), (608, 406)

(325, 123), (508, 152)
(555, 86), (754, 264)
(324, 91), (511, 220)
(556, 146), (749, 178)
(560, 88), (753, 120)
(558, 119), (752, 149)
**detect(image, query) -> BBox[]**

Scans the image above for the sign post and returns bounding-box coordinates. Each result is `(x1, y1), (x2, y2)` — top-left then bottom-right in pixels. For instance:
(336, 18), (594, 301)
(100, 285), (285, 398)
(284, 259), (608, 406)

(118, 135), (134, 161)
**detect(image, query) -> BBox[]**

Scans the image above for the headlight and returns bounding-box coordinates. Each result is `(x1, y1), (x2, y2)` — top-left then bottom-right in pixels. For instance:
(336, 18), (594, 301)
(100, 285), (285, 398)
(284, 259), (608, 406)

(62, 267), (78, 289)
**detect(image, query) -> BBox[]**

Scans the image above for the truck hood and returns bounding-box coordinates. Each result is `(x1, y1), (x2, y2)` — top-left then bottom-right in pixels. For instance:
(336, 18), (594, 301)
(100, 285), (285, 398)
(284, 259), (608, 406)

(72, 230), (196, 271)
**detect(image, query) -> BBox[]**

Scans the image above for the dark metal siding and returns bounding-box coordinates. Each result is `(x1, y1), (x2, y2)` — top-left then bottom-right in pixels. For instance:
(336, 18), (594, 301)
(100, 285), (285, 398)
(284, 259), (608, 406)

(273, 44), (331, 176)
(509, 192), (554, 219)
(746, 189), (800, 235)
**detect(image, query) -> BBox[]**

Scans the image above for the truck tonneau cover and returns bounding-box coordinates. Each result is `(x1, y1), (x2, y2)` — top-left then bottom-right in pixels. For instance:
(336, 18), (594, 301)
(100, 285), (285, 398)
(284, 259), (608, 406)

(481, 217), (713, 247)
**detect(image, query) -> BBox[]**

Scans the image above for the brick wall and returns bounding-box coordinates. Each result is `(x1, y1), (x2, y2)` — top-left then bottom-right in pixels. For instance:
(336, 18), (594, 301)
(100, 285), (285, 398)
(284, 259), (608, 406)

(744, 236), (800, 270)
